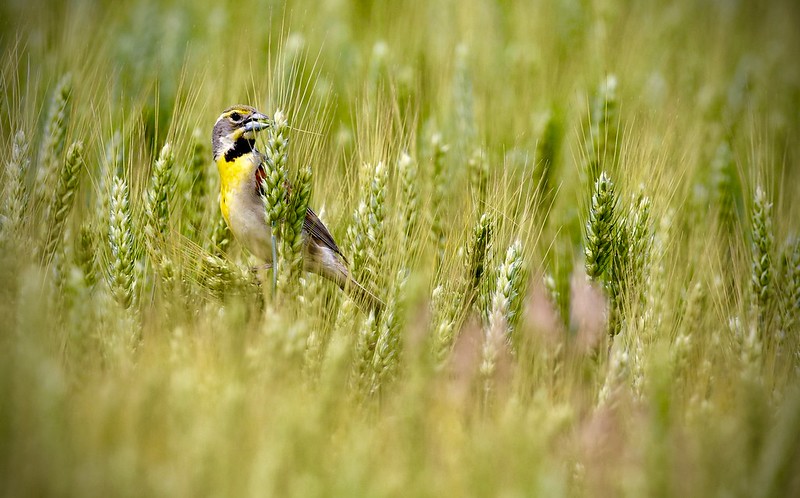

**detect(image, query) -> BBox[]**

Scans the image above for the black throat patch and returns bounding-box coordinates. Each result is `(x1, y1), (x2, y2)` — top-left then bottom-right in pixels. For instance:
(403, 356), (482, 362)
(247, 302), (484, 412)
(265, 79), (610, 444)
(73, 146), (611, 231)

(224, 138), (256, 162)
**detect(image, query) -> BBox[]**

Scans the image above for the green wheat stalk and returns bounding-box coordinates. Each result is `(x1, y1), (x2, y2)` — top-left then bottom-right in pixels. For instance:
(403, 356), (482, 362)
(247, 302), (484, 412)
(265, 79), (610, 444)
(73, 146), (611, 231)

(76, 223), (98, 289)
(1, 130), (30, 242)
(608, 211), (630, 335)
(260, 109), (289, 291)
(347, 161), (387, 286)
(43, 141), (84, 262)
(750, 185), (774, 334)
(365, 161), (387, 285)
(628, 190), (653, 306)
(346, 198), (369, 281)
(205, 213), (232, 256)
(397, 152), (418, 251)
(430, 133), (449, 269)
(597, 341), (630, 408)
(144, 144), (174, 241)
(480, 240), (526, 403)
(348, 161), (390, 388)
(497, 239), (527, 337)
(277, 165), (312, 296)
(626, 191), (654, 393)
(144, 143), (176, 285)
(431, 284), (459, 365)
(646, 208), (674, 335)
(672, 281), (704, 377)
(352, 310), (379, 396)
(585, 171), (617, 282)
(432, 212), (494, 362)
(778, 236), (800, 337)
(369, 269), (407, 395)
(35, 74), (72, 207)
(465, 211), (494, 318)
(262, 109), (289, 229)
(94, 132), (123, 240)
(107, 176), (137, 310)
(480, 292), (506, 404)
(198, 253), (257, 300)
(180, 128), (209, 238)
(480, 239), (526, 400)
(301, 274), (329, 386)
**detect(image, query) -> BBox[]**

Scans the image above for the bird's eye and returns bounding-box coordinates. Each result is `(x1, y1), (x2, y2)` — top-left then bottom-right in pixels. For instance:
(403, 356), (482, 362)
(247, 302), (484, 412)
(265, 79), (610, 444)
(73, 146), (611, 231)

(230, 112), (242, 122)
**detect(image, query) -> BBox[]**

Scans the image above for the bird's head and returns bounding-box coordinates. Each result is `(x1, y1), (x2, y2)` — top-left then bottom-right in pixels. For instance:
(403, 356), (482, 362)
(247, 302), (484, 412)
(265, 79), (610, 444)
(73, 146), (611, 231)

(211, 105), (270, 162)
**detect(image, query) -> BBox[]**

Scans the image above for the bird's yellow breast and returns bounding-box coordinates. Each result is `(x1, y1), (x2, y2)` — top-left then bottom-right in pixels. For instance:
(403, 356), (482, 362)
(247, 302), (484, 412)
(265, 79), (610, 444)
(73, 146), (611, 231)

(217, 153), (257, 224)
(216, 151), (274, 261)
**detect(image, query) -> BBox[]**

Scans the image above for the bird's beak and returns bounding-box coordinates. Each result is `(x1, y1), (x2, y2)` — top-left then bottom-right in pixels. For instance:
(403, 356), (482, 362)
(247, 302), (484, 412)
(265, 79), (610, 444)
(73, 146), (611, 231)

(243, 112), (271, 133)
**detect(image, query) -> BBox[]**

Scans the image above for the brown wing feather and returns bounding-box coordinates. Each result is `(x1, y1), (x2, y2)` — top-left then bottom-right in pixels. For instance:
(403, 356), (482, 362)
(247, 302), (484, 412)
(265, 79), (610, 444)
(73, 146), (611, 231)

(304, 208), (347, 263)
(255, 161), (267, 196)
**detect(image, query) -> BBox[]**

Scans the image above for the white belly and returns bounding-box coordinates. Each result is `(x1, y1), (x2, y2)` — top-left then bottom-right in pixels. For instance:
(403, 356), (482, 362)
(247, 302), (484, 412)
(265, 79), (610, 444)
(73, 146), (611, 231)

(226, 186), (273, 262)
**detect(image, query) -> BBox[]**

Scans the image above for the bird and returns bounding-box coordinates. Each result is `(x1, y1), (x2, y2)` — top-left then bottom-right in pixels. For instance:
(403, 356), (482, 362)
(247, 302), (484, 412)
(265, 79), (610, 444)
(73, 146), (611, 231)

(211, 104), (383, 311)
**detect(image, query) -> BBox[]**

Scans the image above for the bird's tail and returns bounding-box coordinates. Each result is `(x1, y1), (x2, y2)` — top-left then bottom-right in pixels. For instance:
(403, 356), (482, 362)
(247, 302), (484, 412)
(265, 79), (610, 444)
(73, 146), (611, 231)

(340, 273), (384, 314)
(317, 259), (384, 313)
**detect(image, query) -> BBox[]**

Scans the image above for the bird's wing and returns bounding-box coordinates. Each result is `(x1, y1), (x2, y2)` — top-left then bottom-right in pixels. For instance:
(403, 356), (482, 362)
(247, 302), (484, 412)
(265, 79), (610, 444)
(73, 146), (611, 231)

(254, 154), (271, 197)
(304, 208), (347, 263)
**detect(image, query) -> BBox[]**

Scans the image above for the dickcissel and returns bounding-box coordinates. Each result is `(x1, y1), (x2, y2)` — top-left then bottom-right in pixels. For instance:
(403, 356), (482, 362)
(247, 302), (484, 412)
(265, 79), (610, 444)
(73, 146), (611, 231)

(211, 105), (382, 310)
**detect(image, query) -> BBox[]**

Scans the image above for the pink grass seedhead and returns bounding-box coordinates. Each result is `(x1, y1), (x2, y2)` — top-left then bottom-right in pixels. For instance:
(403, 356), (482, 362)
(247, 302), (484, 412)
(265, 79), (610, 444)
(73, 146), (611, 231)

(524, 278), (566, 348)
(570, 270), (609, 353)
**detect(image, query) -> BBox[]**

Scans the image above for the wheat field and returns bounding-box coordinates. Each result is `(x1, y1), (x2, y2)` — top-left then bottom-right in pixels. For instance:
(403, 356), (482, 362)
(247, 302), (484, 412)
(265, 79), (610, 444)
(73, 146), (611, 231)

(1, 0), (799, 496)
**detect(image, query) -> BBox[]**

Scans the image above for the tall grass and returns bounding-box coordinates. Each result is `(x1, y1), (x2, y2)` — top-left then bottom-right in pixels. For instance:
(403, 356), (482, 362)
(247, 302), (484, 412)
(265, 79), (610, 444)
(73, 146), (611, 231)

(1, 0), (799, 496)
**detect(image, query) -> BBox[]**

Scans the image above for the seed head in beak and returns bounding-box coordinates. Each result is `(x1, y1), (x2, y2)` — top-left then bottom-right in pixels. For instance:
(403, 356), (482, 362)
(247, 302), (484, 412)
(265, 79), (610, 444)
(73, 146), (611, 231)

(243, 112), (270, 133)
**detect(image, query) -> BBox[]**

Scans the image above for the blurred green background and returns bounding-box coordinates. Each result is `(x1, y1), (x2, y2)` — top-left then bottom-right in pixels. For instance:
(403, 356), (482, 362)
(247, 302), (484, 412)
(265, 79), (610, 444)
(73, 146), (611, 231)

(1, 0), (799, 496)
